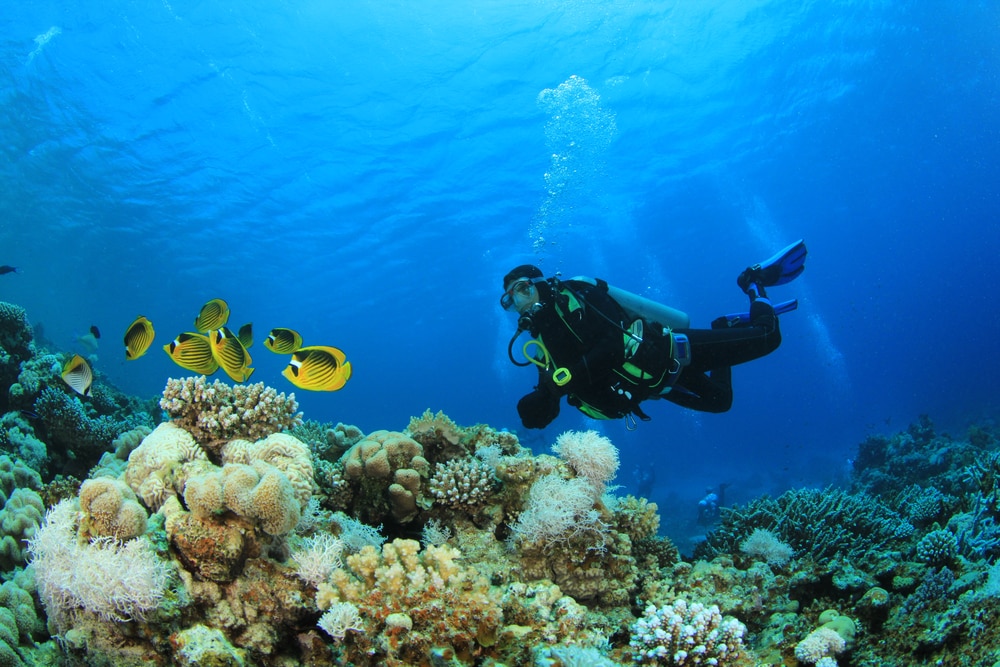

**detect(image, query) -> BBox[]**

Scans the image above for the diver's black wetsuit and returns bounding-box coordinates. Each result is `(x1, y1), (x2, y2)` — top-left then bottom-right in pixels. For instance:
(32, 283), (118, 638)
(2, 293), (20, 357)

(665, 299), (780, 413)
(518, 279), (780, 427)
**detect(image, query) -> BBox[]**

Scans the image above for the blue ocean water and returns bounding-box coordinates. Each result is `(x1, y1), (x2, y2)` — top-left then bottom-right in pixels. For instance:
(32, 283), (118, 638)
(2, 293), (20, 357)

(2, 0), (998, 527)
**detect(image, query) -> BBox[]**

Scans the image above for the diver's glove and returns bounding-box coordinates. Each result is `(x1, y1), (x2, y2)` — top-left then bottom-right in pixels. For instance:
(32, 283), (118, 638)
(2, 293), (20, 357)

(517, 387), (561, 429)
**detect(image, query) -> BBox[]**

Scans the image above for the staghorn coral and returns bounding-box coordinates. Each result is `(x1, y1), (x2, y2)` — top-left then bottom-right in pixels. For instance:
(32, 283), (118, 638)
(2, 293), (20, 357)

(316, 538), (503, 665)
(159, 376), (302, 453)
(34, 386), (148, 476)
(695, 487), (913, 581)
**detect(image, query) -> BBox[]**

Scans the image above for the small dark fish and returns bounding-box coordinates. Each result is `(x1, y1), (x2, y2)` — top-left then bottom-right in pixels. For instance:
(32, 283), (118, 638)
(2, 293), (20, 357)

(0, 265), (18, 275)
(89, 325), (101, 339)
(19, 410), (39, 420)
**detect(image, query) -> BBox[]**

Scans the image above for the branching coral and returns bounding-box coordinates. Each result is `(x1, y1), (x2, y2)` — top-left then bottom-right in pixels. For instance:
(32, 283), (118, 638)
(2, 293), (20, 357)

(629, 599), (749, 666)
(159, 376), (302, 453)
(0, 302), (33, 361)
(428, 456), (497, 511)
(696, 487), (913, 569)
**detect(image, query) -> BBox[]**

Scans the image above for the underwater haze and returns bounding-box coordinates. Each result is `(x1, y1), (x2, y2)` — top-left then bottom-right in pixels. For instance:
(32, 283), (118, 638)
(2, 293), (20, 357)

(2, 1), (999, 509)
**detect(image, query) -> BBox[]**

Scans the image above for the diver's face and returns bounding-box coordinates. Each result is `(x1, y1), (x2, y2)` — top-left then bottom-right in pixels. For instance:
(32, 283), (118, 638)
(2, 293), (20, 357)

(501, 279), (540, 314)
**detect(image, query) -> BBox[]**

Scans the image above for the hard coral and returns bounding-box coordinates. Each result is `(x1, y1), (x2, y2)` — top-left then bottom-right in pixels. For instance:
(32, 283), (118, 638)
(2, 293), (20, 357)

(317, 538), (503, 665)
(0, 302), (33, 361)
(159, 376), (302, 454)
(125, 422), (211, 511)
(78, 477), (149, 541)
(428, 456), (497, 511)
(341, 430), (430, 524)
(629, 599), (749, 666)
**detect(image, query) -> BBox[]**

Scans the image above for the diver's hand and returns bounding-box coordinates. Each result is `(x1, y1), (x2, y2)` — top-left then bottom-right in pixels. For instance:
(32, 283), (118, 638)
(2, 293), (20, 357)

(517, 388), (560, 429)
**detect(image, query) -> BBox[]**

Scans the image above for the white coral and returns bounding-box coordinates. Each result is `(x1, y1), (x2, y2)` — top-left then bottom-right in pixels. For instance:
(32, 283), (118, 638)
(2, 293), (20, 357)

(291, 533), (343, 587)
(317, 601), (364, 641)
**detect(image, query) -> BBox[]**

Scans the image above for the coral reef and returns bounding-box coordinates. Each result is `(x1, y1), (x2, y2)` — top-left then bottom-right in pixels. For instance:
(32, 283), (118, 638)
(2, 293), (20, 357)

(0, 312), (998, 667)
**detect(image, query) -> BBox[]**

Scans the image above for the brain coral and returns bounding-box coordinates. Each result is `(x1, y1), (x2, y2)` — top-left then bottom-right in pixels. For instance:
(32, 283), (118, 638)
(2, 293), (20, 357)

(78, 478), (149, 541)
(125, 422), (211, 511)
(183, 460), (303, 536)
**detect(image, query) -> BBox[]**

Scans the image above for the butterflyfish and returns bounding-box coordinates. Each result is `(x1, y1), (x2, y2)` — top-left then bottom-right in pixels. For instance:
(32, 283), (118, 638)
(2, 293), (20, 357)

(237, 323), (253, 349)
(194, 298), (230, 333)
(264, 327), (303, 354)
(61, 354), (93, 396)
(209, 327), (254, 382)
(124, 316), (155, 360)
(163, 332), (219, 375)
(281, 345), (352, 392)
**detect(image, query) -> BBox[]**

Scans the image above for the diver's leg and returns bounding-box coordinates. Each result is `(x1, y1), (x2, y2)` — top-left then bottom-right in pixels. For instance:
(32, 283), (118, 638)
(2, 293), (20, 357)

(679, 299), (780, 373)
(661, 368), (733, 412)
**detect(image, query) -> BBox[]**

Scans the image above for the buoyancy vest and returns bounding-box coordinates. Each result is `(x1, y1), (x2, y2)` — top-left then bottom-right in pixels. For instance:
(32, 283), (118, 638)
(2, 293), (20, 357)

(534, 278), (691, 422)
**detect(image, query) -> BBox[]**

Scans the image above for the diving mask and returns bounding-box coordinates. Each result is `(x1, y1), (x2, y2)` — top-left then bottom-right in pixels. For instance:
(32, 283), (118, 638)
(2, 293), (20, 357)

(500, 278), (538, 312)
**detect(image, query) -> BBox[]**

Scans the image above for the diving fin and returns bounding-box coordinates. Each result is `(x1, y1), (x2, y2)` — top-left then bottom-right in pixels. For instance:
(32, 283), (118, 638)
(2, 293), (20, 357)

(737, 239), (807, 293)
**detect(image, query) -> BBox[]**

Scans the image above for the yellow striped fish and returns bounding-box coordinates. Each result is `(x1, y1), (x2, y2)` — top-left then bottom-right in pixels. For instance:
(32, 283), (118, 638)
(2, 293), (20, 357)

(194, 298), (230, 333)
(163, 333), (219, 375)
(264, 327), (303, 354)
(124, 316), (155, 360)
(61, 354), (93, 396)
(281, 345), (352, 392)
(208, 327), (254, 382)
(237, 323), (253, 349)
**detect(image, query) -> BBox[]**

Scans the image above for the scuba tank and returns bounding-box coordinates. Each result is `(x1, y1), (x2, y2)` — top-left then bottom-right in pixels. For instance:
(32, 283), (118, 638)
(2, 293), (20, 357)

(571, 277), (690, 330)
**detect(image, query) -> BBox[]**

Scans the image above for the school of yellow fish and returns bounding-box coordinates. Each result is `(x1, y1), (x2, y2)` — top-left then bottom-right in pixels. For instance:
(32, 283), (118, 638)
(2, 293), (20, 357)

(63, 298), (351, 397)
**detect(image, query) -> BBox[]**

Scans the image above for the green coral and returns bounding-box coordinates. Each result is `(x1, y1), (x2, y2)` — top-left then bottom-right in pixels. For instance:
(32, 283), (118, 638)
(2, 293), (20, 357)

(34, 387), (150, 477)
(696, 487), (913, 578)
(0, 413), (46, 471)
(0, 303), (32, 362)
(0, 489), (44, 569)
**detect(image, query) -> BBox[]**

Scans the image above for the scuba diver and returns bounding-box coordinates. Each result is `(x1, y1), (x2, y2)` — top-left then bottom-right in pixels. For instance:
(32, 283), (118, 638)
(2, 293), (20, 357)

(501, 240), (807, 429)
